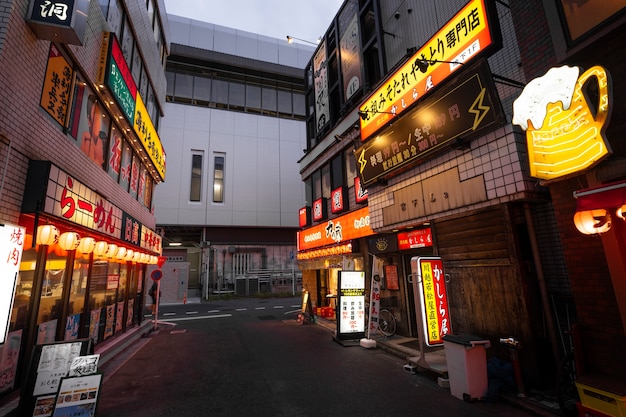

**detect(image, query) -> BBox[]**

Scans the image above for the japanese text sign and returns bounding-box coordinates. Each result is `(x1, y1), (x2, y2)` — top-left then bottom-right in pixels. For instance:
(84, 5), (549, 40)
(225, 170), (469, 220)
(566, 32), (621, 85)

(40, 43), (73, 127)
(337, 271), (366, 339)
(359, 0), (499, 141)
(413, 257), (451, 346)
(297, 206), (375, 251)
(0, 224), (25, 344)
(98, 32), (166, 181)
(398, 228), (433, 250)
(355, 61), (503, 186)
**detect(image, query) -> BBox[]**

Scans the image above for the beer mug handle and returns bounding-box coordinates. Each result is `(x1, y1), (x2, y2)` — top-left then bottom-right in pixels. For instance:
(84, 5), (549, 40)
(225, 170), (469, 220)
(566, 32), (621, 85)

(574, 66), (611, 126)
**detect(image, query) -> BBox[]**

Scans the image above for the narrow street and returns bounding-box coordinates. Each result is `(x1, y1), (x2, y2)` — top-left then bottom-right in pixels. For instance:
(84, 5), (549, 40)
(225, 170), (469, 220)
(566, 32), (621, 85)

(95, 297), (542, 417)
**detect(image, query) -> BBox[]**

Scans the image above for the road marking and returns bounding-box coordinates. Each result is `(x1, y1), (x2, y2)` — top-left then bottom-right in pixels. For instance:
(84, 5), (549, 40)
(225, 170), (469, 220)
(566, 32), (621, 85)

(236, 308), (247, 311)
(273, 306), (284, 309)
(163, 312), (176, 316)
(162, 314), (232, 322)
(284, 309), (301, 315)
(290, 305), (300, 308)
(185, 311), (198, 315)
(208, 310), (220, 313)
(255, 307), (266, 310)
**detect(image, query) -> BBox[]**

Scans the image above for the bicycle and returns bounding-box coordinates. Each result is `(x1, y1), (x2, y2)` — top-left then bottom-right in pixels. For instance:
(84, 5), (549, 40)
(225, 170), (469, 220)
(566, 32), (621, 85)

(378, 308), (396, 337)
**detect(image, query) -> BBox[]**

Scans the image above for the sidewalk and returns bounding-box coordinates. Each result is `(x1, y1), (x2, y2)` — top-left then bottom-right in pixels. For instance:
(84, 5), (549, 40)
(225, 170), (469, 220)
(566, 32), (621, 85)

(314, 315), (560, 417)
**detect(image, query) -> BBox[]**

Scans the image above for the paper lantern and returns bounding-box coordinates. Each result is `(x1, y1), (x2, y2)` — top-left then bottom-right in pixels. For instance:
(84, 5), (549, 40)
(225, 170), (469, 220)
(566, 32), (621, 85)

(105, 244), (118, 258)
(132, 251), (141, 263)
(116, 246), (127, 260)
(94, 241), (109, 257)
(573, 209), (611, 235)
(77, 237), (96, 254)
(125, 249), (134, 261)
(37, 225), (59, 246)
(617, 204), (626, 220)
(58, 232), (81, 251)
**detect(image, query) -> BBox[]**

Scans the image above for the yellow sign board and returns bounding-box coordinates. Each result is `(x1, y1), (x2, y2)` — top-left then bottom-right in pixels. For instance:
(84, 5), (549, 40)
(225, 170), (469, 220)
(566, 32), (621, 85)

(359, 0), (497, 140)
(512, 65), (612, 181)
(133, 93), (166, 180)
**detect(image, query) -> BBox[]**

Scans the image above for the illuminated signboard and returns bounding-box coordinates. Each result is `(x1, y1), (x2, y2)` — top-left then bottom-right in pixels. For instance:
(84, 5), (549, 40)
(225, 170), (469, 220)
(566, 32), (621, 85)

(299, 207), (310, 228)
(397, 228), (433, 250)
(412, 257), (451, 346)
(512, 65), (612, 181)
(0, 224), (25, 344)
(312, 198), (326, 222)
(134, 93), (166, 180)
(98, 33), (166, 181)
(337, 271), (366, 340)
(297, 206), (375, 252)
(356, 61), (503, 186)
(354, 177), (368, 203)
(359, 0), (500, 141)
(331, 186), (347, 214)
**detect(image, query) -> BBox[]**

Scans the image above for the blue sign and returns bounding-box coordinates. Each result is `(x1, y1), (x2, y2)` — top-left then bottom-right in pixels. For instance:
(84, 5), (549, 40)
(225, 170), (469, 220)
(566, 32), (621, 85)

(151, 269), (163, 281)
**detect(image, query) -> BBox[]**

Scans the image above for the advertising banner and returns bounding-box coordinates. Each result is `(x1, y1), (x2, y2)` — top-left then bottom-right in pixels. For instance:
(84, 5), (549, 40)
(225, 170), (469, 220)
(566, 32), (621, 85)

(411, 257), (451, 346)
(337, 271), (366, 340)
(0, 224), (25, 344)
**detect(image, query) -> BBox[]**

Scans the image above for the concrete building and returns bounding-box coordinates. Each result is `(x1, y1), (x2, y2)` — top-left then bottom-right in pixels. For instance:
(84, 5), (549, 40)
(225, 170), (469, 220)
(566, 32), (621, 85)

(154, 15), (312, 300)
(0, 0), (169, 409)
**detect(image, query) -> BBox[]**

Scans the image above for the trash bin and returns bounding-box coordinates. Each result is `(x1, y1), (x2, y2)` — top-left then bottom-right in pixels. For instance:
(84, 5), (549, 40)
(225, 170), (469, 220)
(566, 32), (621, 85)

(443, 334), (491, 401)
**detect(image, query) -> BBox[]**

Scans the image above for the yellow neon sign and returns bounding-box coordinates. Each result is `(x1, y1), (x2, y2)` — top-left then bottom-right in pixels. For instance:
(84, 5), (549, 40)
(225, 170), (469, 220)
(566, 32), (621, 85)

(513, 65), (612, 181)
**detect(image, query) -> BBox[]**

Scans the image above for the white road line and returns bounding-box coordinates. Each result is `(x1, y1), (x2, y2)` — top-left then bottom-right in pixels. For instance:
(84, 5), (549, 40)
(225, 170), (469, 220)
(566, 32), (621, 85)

(290, 305), (300, 308)
(284, 309), (302, 315)
(185, 311), (198, 315)
(236, 308), (247, 311)
(162, 314), (232, 322)
(255, 307), (266, 310)
(273, 306), (284, 309)
(163, 312), (176, 316)
(208, 310), (220, 313)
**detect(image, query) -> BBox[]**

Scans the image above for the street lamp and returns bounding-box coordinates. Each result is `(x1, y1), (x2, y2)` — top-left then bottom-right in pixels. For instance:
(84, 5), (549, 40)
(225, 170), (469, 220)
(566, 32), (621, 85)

(286, 35), (319, 46)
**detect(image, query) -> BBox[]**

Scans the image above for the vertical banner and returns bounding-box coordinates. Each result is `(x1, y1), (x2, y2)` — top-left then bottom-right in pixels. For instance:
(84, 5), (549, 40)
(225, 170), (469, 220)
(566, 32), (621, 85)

(0, 224), (25, 344)
(313, 40), (329, 133)
(367, 256), (384, 338)
(338, 0), (361, 101)
(413, 257), (451, 346)
(337, 271), (366, 341)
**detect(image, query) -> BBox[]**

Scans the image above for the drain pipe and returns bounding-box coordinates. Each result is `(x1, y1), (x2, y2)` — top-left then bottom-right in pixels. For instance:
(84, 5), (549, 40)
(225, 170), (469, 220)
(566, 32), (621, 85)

(524, 202), (560, 364)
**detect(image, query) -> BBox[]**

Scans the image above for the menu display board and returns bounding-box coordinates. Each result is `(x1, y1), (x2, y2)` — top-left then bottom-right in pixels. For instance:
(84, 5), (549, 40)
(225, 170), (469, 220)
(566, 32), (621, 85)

(337, 271), (366, 340)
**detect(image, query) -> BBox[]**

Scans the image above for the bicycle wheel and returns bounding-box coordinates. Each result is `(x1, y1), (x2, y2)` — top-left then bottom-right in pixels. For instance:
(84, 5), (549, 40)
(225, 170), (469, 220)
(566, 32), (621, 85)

(378, 309), (396, 337)
(556, 352), (579, 417)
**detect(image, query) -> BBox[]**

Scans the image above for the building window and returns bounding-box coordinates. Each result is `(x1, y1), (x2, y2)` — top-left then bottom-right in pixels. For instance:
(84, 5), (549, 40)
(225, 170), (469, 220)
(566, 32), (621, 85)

(213, 154), (225, 203)
(190, 153), (203, 202)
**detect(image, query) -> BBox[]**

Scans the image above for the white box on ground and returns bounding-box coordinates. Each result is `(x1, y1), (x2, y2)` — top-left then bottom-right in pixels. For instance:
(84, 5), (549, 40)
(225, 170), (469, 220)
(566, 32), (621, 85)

(442, 334), (490, 401)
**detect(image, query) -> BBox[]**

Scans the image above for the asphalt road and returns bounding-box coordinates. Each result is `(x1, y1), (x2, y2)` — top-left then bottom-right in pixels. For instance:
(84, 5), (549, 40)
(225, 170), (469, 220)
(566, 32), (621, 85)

(96, 297), (540, 417)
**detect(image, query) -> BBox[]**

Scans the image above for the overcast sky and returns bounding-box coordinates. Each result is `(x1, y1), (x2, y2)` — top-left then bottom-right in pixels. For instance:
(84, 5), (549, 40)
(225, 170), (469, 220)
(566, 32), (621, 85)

(163, 0), (344, 44)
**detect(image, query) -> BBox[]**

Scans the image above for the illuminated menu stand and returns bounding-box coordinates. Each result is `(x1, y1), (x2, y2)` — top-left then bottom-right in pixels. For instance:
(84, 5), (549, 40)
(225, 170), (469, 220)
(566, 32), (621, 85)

(334, 271), (366, 346)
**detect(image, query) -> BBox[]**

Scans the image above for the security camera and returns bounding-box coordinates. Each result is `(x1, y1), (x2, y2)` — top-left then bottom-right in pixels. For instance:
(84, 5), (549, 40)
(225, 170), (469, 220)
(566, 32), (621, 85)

(394, 12), (400, 19)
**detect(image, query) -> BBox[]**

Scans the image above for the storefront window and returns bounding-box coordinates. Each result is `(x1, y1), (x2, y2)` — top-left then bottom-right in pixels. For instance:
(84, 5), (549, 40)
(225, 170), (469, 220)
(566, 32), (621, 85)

(36, 250), (69, 343)
(12, 246), (37, 332)
(87, 259), (109, 343)
(64, 255), (89, 340)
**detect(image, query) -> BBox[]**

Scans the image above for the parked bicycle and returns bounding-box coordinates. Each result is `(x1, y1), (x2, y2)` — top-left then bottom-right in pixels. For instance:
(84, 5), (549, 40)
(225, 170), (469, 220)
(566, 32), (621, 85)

(378, 308), (396, 337)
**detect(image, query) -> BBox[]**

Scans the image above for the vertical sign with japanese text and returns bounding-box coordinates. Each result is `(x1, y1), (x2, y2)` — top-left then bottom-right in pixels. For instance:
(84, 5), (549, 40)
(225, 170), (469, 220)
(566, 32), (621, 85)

(413, 257), (451, 346)
(0, 224), (25, 344)
(337, 271), (366, 340)
(40, 43), (73, 127)
(313, 40), (329, 133)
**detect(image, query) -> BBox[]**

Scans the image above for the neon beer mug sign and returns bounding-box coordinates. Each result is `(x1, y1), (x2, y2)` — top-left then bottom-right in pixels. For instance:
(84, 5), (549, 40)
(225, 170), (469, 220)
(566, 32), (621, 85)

(512, 65), (612, 181)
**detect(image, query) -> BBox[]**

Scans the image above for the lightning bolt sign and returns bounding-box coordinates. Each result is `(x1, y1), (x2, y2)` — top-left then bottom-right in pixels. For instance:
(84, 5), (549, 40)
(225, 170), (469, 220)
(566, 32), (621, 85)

(469, 88), (490, 130)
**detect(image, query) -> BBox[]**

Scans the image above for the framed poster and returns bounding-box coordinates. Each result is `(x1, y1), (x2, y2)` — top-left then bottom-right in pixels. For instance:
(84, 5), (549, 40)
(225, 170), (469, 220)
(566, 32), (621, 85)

(384, 265), (399, 290)
(52, 373), (103, 417)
